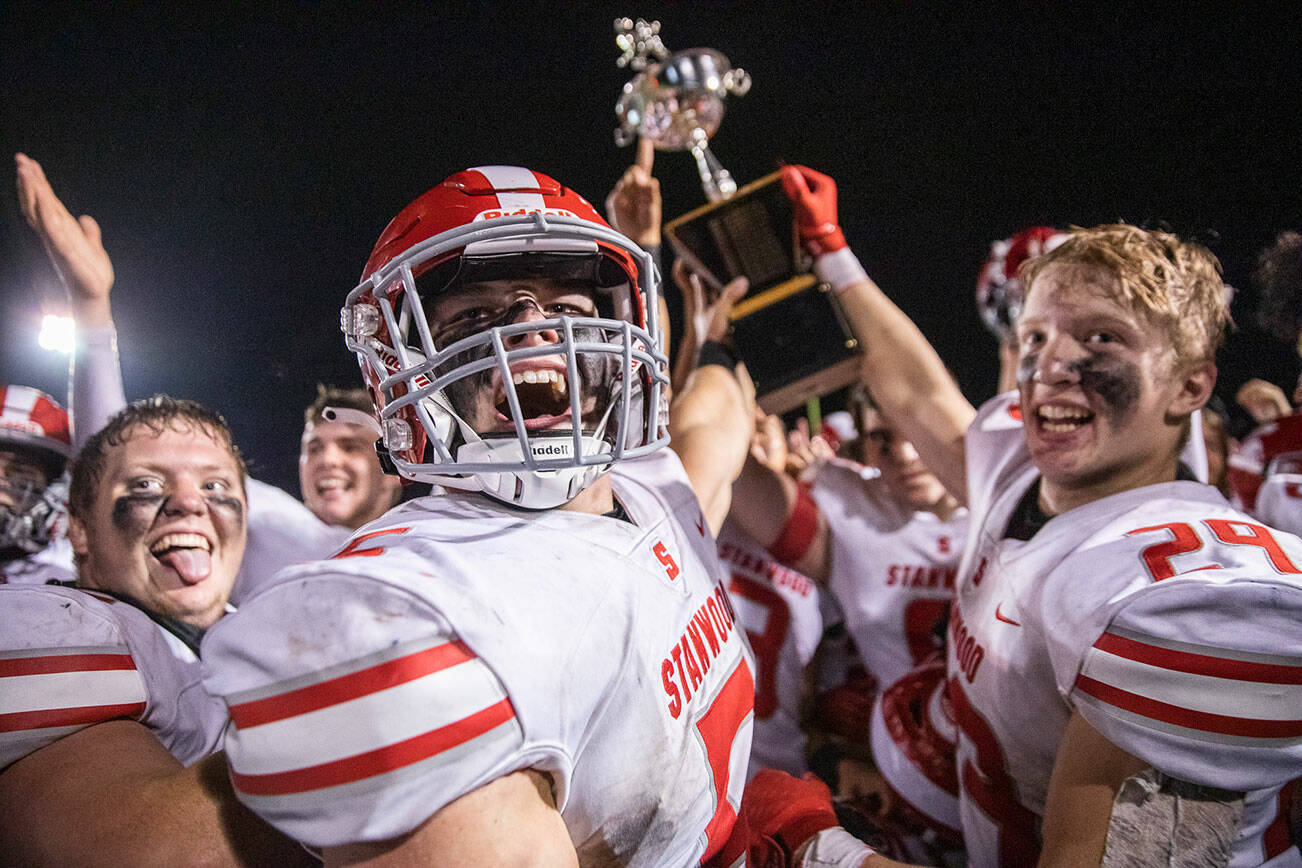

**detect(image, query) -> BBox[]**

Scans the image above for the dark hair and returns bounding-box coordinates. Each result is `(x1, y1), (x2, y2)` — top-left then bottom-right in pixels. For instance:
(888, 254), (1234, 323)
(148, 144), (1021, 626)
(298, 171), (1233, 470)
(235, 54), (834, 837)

(1254, 231), (1302, 344)
(69, 396), (246, 521)
(303, 383), (374, 427)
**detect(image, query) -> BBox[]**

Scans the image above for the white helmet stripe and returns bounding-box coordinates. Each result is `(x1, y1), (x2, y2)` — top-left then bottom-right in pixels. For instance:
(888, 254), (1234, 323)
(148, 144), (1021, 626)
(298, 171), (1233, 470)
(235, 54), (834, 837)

(3, 385), (39, 418)
(470, 166), (548, 212)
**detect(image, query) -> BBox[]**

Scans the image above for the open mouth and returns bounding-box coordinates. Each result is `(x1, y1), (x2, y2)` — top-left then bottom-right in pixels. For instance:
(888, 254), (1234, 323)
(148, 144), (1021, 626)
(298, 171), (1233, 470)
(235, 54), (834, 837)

(496, 368), (572, 428)
(1036, 403), (1095, 433)
(315, 476), (351, 497)
(149, 532), (213, 585)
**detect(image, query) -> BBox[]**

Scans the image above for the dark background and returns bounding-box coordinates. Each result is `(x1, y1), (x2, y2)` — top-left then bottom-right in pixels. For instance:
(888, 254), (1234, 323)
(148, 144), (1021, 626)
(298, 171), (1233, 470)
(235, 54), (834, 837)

(3, 2), (1300, 495)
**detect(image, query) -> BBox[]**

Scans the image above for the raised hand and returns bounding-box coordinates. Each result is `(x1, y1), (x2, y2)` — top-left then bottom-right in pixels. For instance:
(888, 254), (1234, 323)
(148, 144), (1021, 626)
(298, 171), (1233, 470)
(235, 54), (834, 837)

(605, 138), (661, 249)
(779, 164), (847, 256)
(15, 153), (114, 327)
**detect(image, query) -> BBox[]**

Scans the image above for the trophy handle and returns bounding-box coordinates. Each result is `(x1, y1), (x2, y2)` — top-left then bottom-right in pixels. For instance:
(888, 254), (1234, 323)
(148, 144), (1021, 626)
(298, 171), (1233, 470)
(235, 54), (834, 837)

(690, 128), (737, 202)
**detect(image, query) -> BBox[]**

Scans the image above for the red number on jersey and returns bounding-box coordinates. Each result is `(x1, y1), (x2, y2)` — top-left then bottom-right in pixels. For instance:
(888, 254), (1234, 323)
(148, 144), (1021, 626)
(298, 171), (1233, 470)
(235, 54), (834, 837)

(949, 676), (1041, 865)
(1128, 520), (1301, 581)
(695, 658), (755, 863)
(330, 527), (410, 559)
(904, 598), (950, 666)
(727, 574), (790, 719)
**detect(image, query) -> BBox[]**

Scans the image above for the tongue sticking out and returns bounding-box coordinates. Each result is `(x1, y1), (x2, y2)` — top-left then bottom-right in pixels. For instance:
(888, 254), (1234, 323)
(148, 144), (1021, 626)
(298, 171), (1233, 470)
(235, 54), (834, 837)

(158, 548), (212, 585)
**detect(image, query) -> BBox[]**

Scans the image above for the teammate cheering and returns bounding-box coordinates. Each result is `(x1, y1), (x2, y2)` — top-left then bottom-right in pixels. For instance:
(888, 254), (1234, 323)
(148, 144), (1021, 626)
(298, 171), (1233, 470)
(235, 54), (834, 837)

(0, 397), (307, 864)
(780, 164), (1302, 865)
(201, 166), (757, 863)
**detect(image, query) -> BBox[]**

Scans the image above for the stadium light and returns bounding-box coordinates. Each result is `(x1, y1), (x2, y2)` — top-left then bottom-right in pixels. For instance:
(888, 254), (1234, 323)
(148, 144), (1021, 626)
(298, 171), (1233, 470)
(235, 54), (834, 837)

(38, 314), (75, 354)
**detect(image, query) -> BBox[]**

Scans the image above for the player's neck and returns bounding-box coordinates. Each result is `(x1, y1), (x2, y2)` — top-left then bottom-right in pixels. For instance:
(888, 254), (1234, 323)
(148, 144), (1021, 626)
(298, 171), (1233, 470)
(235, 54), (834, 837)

(1039, 456), (1180, 516)
(559, 474), (614, 516)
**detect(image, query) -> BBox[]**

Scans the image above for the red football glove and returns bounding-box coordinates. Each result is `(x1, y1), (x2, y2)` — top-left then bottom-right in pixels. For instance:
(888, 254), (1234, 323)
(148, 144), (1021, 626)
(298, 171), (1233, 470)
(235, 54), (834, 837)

(780, 165), (847, 256)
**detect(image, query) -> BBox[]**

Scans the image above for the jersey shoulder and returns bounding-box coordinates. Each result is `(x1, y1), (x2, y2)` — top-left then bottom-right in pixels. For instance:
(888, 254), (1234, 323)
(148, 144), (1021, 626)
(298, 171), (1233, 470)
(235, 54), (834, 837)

(201, 571), (538, 848)
(1034, 493), (1302, 790)
(0, 584), (218, 769)
(965, 393), (1035, 512)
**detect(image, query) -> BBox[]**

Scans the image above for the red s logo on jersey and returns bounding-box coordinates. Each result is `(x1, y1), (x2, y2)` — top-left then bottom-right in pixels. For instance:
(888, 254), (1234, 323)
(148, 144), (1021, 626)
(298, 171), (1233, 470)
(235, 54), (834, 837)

(653, 541), (680, 581)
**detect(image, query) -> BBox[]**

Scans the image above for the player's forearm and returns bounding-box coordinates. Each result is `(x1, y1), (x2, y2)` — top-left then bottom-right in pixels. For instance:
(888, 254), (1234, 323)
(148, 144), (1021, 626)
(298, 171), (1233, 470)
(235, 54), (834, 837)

(836, 272), (974, 502)
(69, 321), (127, 450)
(671, 365), (752, 533)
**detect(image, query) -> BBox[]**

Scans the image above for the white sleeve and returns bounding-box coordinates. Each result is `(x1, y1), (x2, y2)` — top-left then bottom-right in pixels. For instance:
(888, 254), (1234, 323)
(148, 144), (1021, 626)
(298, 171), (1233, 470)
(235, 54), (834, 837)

(69, 324), (127, 451)
(1068, 577), (1302, 792)
(0, 585), (223, 769)
(201, 573), (533, 848)
(230, 479), (352, 604)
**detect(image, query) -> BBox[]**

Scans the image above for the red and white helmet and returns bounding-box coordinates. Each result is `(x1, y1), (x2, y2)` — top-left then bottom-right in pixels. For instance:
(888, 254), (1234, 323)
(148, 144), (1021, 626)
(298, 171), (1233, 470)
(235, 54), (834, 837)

(0, 386), (72, 553)
(976, 226), (1067, 340)
(342, 166), (669, 509)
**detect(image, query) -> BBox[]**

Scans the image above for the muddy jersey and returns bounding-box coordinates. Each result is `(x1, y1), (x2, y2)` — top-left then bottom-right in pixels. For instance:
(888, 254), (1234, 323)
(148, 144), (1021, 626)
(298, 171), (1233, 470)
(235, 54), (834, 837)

(1, 584), (226, 770)
(952, 393), (1302, 868)
(812, 458), (968, 690)
(1, 536), (75, 586)
(717, 521), (821, 778)
(202, 449), (754, 865)
(229, 478), (352, 605)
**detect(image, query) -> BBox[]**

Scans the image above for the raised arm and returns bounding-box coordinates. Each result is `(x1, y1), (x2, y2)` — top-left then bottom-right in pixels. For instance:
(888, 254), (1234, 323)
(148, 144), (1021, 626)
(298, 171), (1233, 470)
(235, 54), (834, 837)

(780, 166), (975, 503)
(668, 261), (754, 533)
(15, 153), (126, 449)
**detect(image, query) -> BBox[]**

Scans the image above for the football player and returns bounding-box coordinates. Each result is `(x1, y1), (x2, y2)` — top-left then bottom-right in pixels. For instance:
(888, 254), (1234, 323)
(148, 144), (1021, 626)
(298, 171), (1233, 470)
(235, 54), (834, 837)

(15, 152), (360, 601)
(201, 166), (758, 864)
(0, 397), (306, 864)
(729, 384), (967, 862)
(0, 386), (75, 585)
(780, 164), (1302, 865)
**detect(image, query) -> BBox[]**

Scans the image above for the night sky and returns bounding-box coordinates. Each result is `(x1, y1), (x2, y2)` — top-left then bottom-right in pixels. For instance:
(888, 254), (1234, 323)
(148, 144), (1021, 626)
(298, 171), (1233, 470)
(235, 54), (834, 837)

(3, 2), (1300, 496)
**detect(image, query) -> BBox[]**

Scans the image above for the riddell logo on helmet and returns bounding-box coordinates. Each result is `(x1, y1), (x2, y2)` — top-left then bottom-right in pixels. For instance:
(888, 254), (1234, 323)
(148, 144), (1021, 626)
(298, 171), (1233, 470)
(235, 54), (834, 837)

(531, 442), (574, 457)
(473, 207), (577, 222)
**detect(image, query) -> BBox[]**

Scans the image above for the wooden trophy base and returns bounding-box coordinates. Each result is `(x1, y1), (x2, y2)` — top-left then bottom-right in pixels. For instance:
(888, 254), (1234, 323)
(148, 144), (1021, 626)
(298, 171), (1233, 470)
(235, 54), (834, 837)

(664, 172), (861, 414)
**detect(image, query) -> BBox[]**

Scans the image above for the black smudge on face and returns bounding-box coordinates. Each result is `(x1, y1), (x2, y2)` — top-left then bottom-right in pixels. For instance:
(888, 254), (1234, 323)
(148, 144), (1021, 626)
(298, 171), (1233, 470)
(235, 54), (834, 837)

(1020, 348), (1141, 424)
(112, 494), (165, 532)
(205, 493), (245, 529)
(1017, 351), (1038, 387)
(1078, 356), (1141, 422)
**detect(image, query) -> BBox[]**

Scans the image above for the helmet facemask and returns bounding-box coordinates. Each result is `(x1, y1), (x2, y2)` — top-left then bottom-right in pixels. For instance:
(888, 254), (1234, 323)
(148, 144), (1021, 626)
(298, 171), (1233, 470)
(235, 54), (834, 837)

(344, 210), (669, 509)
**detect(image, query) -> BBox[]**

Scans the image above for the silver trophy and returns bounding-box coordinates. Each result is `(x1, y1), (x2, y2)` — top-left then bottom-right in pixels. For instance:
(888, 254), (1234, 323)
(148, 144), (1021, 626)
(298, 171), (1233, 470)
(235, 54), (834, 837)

(613, 17), (751, 202)
(612, 18), (860, 413)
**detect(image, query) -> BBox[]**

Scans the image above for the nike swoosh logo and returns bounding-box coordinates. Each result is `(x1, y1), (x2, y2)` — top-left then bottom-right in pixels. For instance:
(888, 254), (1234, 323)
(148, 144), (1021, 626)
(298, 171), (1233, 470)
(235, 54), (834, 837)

(994, 603), (1021, 626)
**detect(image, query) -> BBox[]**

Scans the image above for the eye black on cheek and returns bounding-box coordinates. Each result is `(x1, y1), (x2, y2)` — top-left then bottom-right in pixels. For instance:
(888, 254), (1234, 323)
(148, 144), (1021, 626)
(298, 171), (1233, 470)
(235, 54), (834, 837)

(1016, 352), (1039, 386)
(111, 494), (165, 530)
(206, 494), (245, 527)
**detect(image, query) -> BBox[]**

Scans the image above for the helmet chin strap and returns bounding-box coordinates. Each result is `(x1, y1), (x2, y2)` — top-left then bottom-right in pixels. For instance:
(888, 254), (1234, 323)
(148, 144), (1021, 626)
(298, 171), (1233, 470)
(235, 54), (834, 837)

(441, 388), (623, 509)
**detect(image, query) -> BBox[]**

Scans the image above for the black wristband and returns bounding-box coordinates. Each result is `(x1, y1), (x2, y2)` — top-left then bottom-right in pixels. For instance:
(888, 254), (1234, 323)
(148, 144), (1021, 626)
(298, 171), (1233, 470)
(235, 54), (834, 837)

(697, 339), (738, 371)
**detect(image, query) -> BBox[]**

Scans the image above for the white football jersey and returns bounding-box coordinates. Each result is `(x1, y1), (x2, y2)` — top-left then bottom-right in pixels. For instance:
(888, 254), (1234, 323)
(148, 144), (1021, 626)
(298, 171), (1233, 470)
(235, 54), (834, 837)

(229, 478), (353, 605)
(202, 450), (755, 864)
(813, 458), (969, 690)
(952, 393), (1302, 867)
(1, 536), (76, 586)
(717, 521), (822, 778)
(0, 584), (226, 770)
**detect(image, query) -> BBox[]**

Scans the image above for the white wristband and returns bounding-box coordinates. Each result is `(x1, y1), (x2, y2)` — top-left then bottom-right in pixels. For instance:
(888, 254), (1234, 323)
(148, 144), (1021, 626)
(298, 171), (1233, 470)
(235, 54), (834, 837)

(799, 826), (876, 868)
(813, 248), (870, 295)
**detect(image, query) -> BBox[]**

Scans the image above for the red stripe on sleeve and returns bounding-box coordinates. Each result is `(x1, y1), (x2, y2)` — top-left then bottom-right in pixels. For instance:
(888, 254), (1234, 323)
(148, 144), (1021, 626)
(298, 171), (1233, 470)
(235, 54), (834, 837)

(0, 702), (147, 733)
(768, 483), (819, 566)
(0, 653), (137, 677)
(1074, 674), (1302, 738)
(1094, 633), (1302, 685)
(229, 640), (475, 730)
(231, 697), (516, 796)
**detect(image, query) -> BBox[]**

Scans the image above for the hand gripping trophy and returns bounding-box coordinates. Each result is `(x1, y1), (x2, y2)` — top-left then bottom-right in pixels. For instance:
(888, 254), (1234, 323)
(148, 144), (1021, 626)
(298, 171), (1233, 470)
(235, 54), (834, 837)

(613, 18), (860, 413)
